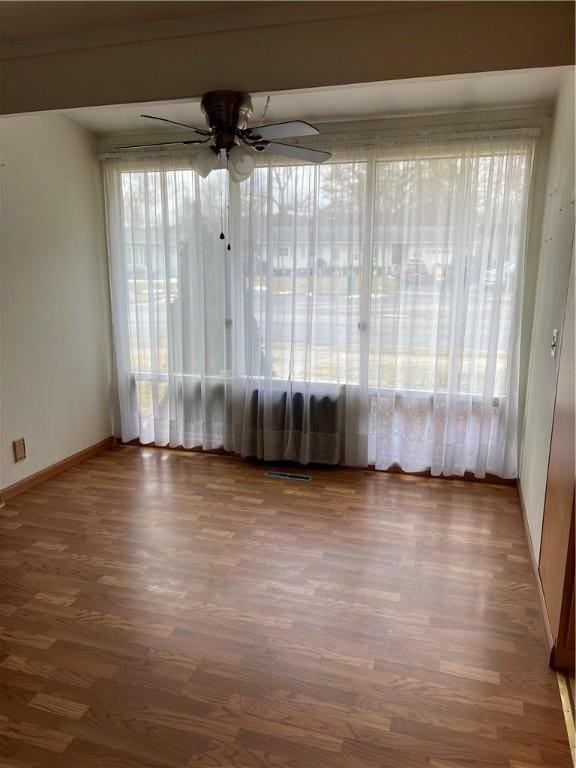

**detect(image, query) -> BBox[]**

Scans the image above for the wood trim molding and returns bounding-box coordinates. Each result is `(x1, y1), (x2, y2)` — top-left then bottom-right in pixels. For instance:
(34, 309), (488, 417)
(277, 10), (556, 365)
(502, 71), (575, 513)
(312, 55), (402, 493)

(551, 505), (575, 672)
(518, 479), (555, 658)
(0, 437), (114, 504)
(555, 672), (576, 762)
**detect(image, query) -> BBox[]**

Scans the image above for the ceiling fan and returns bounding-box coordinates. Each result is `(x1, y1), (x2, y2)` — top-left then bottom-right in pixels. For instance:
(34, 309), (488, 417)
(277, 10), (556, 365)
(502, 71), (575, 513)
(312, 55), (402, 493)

(118, 90), (332, 181)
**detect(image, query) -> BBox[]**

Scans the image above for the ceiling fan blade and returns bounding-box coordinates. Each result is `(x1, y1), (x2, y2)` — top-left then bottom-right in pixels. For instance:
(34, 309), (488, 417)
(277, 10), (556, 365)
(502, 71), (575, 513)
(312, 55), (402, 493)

(243, 121), (319, 141)
(140, 114), (212, 136)
(258, 142), (332, 164)
(116, 139), (208, 149)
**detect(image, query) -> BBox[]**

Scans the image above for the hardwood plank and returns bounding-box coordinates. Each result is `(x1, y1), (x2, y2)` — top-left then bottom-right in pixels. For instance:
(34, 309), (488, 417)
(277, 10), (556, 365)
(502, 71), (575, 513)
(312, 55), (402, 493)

(29, 693), (89, 720)
(0, 715), (73, 753)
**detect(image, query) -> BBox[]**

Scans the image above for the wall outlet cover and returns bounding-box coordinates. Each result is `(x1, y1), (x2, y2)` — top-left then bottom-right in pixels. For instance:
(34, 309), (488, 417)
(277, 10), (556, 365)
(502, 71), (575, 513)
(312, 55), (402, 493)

(13, 438), (26, 462)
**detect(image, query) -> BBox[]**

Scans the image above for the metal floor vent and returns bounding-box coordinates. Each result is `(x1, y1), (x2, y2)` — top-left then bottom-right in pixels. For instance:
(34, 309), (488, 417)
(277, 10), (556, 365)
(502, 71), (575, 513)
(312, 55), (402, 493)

(265, 470), (312, 482)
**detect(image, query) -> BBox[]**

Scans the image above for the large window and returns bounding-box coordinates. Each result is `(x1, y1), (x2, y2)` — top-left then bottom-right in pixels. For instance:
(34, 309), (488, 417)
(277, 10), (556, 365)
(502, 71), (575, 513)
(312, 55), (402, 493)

(105, 131), (534, 477)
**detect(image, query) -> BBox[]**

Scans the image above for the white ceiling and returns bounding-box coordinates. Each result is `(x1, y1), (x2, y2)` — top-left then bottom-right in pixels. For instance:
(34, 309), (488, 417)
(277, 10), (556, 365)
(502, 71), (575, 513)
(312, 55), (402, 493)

(59, 67), (566, 139)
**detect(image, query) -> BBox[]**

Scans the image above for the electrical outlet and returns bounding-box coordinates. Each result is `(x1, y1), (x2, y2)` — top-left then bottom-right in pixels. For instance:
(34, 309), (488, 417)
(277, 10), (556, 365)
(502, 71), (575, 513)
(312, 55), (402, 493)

(12, 438), (26, 462)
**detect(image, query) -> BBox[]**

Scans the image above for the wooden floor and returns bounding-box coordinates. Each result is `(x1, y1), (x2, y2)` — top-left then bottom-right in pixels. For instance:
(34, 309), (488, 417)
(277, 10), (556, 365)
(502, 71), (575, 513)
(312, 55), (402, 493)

(0, 446), (572, 767)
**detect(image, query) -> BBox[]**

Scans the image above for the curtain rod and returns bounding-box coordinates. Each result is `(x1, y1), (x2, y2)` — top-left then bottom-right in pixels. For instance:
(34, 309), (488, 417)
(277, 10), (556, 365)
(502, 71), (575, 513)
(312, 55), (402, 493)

(98, 124), (540, 161)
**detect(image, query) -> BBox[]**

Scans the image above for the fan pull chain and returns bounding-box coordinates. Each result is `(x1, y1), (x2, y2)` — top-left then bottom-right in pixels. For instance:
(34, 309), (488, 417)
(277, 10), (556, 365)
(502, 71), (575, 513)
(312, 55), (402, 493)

(226, 157), (231, 251)
(219, 150), (225, 240)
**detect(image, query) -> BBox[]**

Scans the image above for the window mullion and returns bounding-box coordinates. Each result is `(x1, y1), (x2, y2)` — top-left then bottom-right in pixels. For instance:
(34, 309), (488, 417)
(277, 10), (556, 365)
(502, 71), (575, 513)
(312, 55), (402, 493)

(359, 152), (376, 392)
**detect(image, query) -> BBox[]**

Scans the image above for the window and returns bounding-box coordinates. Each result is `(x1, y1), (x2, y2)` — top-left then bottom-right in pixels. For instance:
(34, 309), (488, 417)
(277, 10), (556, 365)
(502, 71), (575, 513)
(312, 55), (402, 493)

(105, 131), (534, 477)
(242, 162), (365, 384)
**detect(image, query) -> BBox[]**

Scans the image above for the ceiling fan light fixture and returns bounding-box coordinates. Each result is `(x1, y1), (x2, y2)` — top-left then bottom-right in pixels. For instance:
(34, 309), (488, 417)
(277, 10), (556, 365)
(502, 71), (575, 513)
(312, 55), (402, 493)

(190, 147), (219, 178)
(228, 144), (256, 183)
(122, 92), (332, 172)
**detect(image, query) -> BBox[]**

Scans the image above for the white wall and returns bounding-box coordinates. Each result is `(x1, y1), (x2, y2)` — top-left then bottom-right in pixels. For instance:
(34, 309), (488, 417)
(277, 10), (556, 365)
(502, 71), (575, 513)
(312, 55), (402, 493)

(520, 70), (575, 559)
(0, 113), (112, 490)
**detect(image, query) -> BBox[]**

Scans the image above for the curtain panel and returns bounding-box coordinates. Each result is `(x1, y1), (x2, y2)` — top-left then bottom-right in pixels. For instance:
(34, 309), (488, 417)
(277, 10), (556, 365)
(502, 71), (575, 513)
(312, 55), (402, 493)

(104, 131), (535, 477)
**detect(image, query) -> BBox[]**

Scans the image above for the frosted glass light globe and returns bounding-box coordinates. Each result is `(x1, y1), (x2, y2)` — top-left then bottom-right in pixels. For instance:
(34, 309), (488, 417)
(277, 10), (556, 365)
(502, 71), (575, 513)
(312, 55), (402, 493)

(190, 147), (219, 178)
(228, 144), (255, 183)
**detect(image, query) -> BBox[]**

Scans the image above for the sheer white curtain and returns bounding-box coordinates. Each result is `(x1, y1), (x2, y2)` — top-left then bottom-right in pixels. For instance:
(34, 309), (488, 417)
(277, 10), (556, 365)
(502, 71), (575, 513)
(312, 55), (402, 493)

(104, 131), (534, 477)
(367, 137), (533, 477)
(105, 160), (231, 449)
(228, 157), (367, 464)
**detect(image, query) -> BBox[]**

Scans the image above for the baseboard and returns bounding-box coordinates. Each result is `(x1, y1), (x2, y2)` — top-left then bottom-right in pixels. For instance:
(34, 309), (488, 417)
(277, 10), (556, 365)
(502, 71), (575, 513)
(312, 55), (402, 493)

(119, 440), (517, 487)
(0, 437), (115, 504)
(518, 480), (555, 658)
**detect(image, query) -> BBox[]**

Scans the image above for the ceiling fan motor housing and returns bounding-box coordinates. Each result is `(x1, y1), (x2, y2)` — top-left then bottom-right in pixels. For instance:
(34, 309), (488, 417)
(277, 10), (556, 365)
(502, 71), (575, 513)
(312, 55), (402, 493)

(201, 91), (253, 152)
